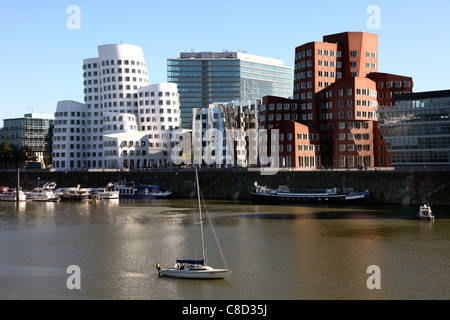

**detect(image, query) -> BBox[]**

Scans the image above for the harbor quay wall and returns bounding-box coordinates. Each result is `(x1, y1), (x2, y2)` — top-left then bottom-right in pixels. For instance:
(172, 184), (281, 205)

(1, 169), (449, 205)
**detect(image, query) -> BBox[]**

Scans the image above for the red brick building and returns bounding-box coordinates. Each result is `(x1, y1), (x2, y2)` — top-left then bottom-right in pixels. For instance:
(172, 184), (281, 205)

(260, 31), (413, 169)
(260, 96), (321, 168)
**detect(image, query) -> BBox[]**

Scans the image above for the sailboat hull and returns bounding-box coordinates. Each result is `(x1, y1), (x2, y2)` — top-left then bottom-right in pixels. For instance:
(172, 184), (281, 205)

(159, 268), (232, 279)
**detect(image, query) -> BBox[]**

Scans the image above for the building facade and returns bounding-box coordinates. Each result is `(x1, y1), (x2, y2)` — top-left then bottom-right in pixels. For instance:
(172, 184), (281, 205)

(0, 113), (54, 165)
(168, 51), (293, 129)
(291, 31), (413, 168)
(378, 90), (450, 170)
(192, 100), (260, 167)
(52, 100), (87, 170)
(259, 96), (321, 169)
(53, 44), (180, 171)
(103, 82), (181, 169)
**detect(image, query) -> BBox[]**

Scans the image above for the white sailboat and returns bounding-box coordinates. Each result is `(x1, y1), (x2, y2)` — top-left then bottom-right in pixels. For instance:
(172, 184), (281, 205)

(157, 168), (232, 280)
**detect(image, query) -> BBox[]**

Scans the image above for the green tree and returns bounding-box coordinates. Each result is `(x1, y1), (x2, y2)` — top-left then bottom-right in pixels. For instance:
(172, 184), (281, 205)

(0, 140), (12, 168)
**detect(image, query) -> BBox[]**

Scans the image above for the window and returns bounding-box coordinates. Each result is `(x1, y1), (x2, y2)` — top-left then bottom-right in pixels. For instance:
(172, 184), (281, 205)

(350, 51), (358, 58)
(339, 156), (346, 168)
(348, 155), (354, 167)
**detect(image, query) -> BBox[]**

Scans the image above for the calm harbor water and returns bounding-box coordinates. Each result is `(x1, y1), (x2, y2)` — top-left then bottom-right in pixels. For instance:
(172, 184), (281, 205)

(0, 198), (449, 300)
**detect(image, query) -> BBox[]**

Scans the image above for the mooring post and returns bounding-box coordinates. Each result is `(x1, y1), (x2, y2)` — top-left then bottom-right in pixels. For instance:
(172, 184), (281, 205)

(16, 167), (20, 202)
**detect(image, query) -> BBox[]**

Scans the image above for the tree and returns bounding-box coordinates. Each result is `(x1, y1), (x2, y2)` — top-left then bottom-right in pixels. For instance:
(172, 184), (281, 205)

(0, 140), (12, 168)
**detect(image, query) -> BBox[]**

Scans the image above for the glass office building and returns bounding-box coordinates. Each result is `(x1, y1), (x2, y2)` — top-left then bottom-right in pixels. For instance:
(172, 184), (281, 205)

(378, 90), (450, 170)
(0, 113), (55, 163)
(168, 51), (293, 128)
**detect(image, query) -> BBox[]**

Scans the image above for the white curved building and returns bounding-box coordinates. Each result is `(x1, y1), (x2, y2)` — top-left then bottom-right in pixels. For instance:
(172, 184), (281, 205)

(82, 44), (150, 169)
(53, 44), (181, 170)
(103, 82), (182, 169)
(52, 100), (87, 170)
(138, 83), (181, 167)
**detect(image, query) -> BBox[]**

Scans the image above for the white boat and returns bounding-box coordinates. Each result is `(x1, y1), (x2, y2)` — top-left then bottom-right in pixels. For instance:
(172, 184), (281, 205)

(158, 261), (231, 279)
(25, 182), (59, 202)
(418, 204), (434, 221)
(0, 188), (27, 202)
(60, 185), (94, 201)
(157, 168), (232, 280)
(90, 183), (119, 199)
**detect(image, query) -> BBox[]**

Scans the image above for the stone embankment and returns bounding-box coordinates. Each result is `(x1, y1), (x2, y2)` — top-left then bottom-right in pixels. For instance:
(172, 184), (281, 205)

(1, 168), (449, 205)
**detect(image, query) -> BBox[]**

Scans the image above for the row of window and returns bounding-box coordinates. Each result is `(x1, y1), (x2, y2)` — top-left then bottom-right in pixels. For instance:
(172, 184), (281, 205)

(377, 81), (411, 89)
(338, 155), (372, 168)
(140, 117), (179, 123)
(279, 144), (319, 152)
(53, 144), (103, 150)
(139, 108), (179, 114)
(139, 100), (179, 106)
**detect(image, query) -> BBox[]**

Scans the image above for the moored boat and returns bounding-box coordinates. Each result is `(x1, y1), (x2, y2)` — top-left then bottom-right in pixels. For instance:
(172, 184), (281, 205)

(157, 168), (232, 280)
(90, 183), (119, 199)
(418, 204), (434, 221)
(25, 182), (59, 202)
(0, 188), (27, 202)
(158, 260), (232, 279)
(251, 183), (369, 203)
(113, 181), (172, 199)
(59, 185), (94, 201)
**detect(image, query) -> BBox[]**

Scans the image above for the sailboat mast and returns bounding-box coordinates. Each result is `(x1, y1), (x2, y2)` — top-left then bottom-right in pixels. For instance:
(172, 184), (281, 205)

(195, 167), (206, 265)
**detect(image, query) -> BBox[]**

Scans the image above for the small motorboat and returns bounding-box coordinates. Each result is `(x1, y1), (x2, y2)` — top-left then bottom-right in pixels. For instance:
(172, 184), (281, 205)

(0, 188), (27, 202)
(418, 204), (434, 221)
(59, 185), (94, 201)
(90, 183), (119, 199)
(25, 182), (59, 202)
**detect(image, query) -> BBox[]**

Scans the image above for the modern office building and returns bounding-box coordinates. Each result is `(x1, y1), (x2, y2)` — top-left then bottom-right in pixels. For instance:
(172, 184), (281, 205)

(168, 51), (294, 129)
(192, 100), (260, 167)
(259, 96), (321, 168)
(378, 90), (450, 170)
(103, 82), (181, 169)
(53, 44), (181, 171)
(290, 31), (413, 168)
(52, 100), (87, 170)
(0, 113), (54, 165)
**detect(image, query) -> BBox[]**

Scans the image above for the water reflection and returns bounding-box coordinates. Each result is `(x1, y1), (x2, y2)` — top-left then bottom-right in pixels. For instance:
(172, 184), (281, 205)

(0, 198), (449, 300)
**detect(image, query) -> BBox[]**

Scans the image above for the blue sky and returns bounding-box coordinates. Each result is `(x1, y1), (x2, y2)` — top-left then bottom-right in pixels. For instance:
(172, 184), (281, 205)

(1, 0), (449, 123)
